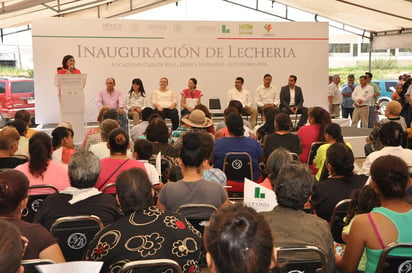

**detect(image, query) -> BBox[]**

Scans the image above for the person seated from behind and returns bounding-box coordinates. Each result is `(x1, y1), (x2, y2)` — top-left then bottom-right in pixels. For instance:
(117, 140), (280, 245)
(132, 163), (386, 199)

(311, 143), (367, 221)
(254, 106), (279, 144)
(214, 113), (264, 181)
(51, 126), (77, 164)
(133, 139), (162, 190)
(262, 162), (335, 272)
(130, 107), (154, 141)
(0, 127), (27, 168)
(94, 128), (146, 194)
(204, 203), (275, 273)
(85, 168), (202, 273)
(215, 100), (254, 139)
(145, 116), (179, 158)
(15, 132), (70, 193)
(263, 112), (301, 159)
(82, 106), (109, 149)
(364, 100), (407, 156)
(199, 132), (227, 187)
(88, 119), (119, 159)
(157, 132), (230, 218)
(0, 220), (24, 273)
(14, 109), (36, 139)
(0, 170), (65, 263)
(34, 151), (122, 230)
(194, 104), (215, 134)
(85, 109), (119, 151)
(260, 148), (294, 191)
(6, 119), (29, 158)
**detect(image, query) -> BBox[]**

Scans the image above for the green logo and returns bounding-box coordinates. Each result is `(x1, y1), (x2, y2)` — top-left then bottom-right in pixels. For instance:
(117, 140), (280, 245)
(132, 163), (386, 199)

(221, 25), (230, 33)
(254, 187), (265, 199)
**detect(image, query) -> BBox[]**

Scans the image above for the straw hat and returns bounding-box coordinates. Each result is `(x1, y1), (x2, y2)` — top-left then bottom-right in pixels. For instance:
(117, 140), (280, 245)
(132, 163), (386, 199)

(181, 109), (213, 128)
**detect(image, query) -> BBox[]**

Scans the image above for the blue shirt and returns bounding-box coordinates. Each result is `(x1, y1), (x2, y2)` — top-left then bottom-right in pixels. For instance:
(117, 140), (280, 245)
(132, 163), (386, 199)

(341, 83), (357, 108)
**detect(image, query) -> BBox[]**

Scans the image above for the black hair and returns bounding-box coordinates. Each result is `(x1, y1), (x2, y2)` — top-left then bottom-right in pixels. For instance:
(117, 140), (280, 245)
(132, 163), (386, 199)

(128, 78), (146, 97)
(0, 220), (22, 273)
(134, 139), (153, 160)
(102, 109), (120, 121)
(6, 119), (26, 136)
(180, 132), (204, 169)
(257, 107), (279, 142)
(236, 76), (244, 84)
(275, 113), (292, 131)
(108, 128), (129, 155)
(228, 100), (243, 113)
(309, 107), (331, 141)
(326, 143), (354, 177)
(189, 78), (197, 88)
(29, 132), (52, 178)
(379, 122), (404, 147)
(51, 126), (74, 149)
(344, 186), (380, 225)
(141, 108), (154, 121)
(226, 113), (244, 137)
(62, 55), (74, 69)
(289, 75), (297, 82)
(0, 170), (29, 215)
(324, 123), (344, 143)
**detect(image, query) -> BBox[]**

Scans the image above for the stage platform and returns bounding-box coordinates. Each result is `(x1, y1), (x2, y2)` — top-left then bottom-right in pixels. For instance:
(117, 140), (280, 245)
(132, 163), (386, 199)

(342, 127), (371, 158)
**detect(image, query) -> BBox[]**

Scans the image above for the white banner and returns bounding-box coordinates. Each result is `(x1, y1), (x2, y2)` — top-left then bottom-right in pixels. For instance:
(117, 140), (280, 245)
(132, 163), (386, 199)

(243, 178), (277, 212)
(32, 18), (328, 124)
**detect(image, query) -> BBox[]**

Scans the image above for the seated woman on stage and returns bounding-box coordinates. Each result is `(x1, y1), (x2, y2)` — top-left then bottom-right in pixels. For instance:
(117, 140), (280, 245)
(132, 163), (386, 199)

(0, 170), (65, 263)
(125, 78), (147, 126)
(204, 203), (275, 273)
(57, 55), (80, 74)
(151, 77), (179, 130)
(180, 78), (203, 116)
(336, 155), (412, 273)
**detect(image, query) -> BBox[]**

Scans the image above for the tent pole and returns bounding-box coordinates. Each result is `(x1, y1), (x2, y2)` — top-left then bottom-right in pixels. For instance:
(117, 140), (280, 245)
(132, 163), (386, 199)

(368, 32), (373, 72)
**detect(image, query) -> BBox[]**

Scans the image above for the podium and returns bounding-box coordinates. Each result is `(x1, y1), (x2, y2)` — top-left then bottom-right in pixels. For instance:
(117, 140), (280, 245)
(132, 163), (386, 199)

(55, 74), (87, 144)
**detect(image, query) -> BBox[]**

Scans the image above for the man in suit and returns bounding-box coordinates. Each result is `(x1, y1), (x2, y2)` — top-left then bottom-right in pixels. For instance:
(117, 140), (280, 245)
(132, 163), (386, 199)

(279, 75), (308, 130)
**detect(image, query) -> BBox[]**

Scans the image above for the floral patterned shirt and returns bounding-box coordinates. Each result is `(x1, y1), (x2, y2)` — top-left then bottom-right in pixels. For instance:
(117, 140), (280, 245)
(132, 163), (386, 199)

(85, 206), (201, 273)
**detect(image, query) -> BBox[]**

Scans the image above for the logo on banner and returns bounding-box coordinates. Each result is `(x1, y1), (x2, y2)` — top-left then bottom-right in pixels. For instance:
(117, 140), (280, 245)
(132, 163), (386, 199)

(221, 25), (230, 33)
(264, 24), (272, 33)
(244, 178), (277, 212)
(239, 24), (253, 35)
(102, 23), (122, 31)
(147, 23), (169, 33)
(195, 25), (217, 33)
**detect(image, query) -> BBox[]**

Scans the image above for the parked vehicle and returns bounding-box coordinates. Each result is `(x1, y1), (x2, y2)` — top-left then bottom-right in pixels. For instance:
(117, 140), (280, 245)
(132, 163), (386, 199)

(0, 77), (35, 126)
(373, 80), (398, 115)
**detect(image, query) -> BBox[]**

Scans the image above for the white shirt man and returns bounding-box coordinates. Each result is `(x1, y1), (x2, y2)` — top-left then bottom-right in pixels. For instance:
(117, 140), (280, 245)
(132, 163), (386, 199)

(256, 74), (279, 110)
(227, 77), (258, 127)
(351, 76), (374, 128)
(328, 74), (341, 117)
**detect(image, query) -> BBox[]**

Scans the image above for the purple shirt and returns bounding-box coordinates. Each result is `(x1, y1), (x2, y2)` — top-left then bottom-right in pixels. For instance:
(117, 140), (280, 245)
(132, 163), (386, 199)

(96, 88), (124, 109)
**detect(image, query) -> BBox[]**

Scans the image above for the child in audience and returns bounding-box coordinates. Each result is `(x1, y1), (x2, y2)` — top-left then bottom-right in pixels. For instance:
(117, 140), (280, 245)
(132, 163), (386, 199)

(133, 139), (162, 190)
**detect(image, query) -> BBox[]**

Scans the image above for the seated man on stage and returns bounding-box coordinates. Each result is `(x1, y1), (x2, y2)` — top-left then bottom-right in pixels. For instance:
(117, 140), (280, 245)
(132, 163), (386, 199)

(255, 73), (279, 114)
(227, 77), (258, 128)
(96, 77), (127, 131)
(279, 75), (308, 130)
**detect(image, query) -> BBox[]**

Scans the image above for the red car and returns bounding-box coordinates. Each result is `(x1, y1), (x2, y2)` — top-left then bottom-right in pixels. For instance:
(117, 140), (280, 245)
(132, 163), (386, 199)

(0, 77), (35, 122)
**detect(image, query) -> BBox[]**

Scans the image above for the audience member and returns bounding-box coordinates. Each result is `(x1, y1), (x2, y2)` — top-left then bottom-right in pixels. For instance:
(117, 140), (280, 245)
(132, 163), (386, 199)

(133, 139), (162, 189)
(14, 109), (36, 139)
(214, 113), (264, 181)
(296, 106), (331, 163)
(193, 104), (215, 134)
(311, 143), (367, 221)
(157, 132), (230, 218)
(130, 107), (154, 141)
(15, 132), (70, 194)
(364, 100), (407, 156)
(260, 148), (294, 191)
(204, 203), (275, 273)
(34, 151), (122, 230)
(95, 128), (146, 194)
(215, 105), (254, 139)
(339, 186), (380, 273)
(262, 162), (335, 272)
(88, 119), (120, 159)
(146, 117), (179, 158)
(359, 122), (412, 180)
(0, 127), (27, 168)
(255, 106), (279, 144)
(6, 119), (29, 157)
(313, 123), (351, 181)
(85, 108), (119, 151)
(336, 155), (412, 273)
(0, 220), (24, 273)
(263, 113), (301, 158)
(85, 168), (201, 273)
(200, 133), (227, 187)
(0, 170), (65, 262)
(82, 106), (109, 148)
(51, 126), (77, 164)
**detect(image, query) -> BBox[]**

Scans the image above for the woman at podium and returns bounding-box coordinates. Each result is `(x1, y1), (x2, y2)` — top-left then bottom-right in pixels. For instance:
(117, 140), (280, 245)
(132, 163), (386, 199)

(57, 55), (81, 74)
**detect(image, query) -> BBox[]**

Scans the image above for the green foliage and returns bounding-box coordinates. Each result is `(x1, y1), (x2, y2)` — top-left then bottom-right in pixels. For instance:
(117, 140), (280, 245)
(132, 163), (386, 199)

(0, 66), (33, 78)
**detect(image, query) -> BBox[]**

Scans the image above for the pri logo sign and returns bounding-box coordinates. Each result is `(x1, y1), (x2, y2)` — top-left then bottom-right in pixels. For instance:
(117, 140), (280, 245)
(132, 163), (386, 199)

(264, 24), (272, 33)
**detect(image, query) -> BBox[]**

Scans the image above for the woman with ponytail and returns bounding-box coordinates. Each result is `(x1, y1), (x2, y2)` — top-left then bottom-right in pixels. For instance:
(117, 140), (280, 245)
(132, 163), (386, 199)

(336, 155), (412, 273)
(15, 132), (70, 194)
(312, 143), (367, 221)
